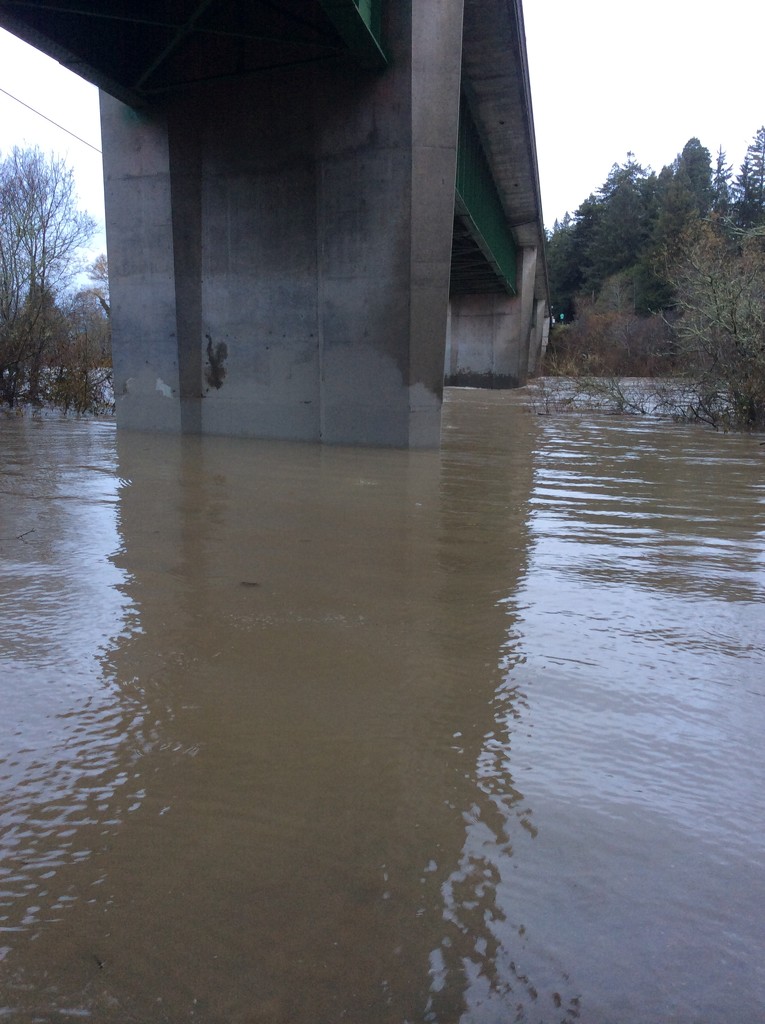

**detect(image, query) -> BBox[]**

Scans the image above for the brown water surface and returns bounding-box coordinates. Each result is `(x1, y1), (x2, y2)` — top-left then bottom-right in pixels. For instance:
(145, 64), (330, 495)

(1, 390), (764, 1023)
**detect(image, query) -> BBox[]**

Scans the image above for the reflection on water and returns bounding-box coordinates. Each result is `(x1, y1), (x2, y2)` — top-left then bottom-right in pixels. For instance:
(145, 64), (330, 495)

(1, 394), (764, 1023)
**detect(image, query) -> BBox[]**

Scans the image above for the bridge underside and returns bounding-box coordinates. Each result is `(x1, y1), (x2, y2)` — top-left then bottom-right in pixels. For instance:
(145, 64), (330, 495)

(0, 0), (548, 445)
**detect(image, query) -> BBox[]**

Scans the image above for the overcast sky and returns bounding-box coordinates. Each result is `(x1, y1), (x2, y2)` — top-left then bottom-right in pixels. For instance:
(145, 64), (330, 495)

(1, 2), (764, 241)
(524, 0), (765, 227)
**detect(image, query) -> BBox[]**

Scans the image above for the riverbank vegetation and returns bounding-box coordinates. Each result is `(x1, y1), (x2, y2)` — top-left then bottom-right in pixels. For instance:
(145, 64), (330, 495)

(0, 147), (111, 416)
(544, 127), (765, 430)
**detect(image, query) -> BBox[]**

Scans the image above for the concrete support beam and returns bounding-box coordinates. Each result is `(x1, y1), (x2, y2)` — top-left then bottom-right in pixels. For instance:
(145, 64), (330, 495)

(102, 1), (464, 447)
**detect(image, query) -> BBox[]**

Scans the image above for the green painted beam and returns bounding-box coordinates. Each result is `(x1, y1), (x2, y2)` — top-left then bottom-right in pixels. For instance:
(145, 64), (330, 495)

(318, 0), (388, 69)
(455, 97), (517, 295)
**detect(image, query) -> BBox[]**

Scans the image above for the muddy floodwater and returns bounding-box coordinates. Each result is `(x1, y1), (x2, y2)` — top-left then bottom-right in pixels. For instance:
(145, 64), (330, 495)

(1, 389), (764, 1023)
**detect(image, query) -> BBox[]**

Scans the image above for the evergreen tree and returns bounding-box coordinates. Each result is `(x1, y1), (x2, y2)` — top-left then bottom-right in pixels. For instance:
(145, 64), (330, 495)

(643, 141), (713, 311)
(744, 126), (765, 224)
(734, 155), (759, 228)
(584, 155), (654, 293)
(570, 193), (603, 295)
(653, 162), (696, 252)
(733, 129), (765, 229)
(711, 146), (733, 215)
(651, 140), (711, 253)
(674, 138), (713, 217)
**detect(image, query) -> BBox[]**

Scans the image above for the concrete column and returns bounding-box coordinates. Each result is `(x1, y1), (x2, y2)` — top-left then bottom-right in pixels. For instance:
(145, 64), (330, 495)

(315, 0), (463, 446)
(408, 0), (465, 445)
(516, 246), (537, 374)
(101, 2), (464, 447)
(528, 297), (550, 376)
(540, 305), (551, 359)
(101, 97), (182, 432)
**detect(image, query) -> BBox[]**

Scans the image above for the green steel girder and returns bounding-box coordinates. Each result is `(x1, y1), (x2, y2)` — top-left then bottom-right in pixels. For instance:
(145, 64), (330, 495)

(455, 97), (517, 295)
(317, 0), (388, 69)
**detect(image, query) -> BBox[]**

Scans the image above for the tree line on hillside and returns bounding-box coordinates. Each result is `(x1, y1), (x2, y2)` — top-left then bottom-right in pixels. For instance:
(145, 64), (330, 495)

(0, 146), (111, 415)
(544, 127), (765, 430)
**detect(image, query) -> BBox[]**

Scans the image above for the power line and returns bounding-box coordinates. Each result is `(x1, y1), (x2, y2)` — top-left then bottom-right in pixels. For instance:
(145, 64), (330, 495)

(0, 84), (101, 153)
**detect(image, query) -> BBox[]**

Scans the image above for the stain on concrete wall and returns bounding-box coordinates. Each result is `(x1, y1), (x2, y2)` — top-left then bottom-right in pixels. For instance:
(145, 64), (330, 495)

(205, 334), (228, 389)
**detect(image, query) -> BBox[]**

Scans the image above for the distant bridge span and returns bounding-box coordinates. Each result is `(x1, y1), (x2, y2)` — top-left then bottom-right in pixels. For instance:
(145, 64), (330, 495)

(0, 0), (549, 446)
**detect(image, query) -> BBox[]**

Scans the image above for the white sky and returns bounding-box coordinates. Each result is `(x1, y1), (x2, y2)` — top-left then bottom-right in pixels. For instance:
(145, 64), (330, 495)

(524, 0), (765, 227)
(1, 3), (763, 240)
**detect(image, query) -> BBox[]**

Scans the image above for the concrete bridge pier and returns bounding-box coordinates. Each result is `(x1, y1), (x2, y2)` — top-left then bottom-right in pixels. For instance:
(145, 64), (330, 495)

(102, 1), (464, 447)
(445, 245), (542, 389)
